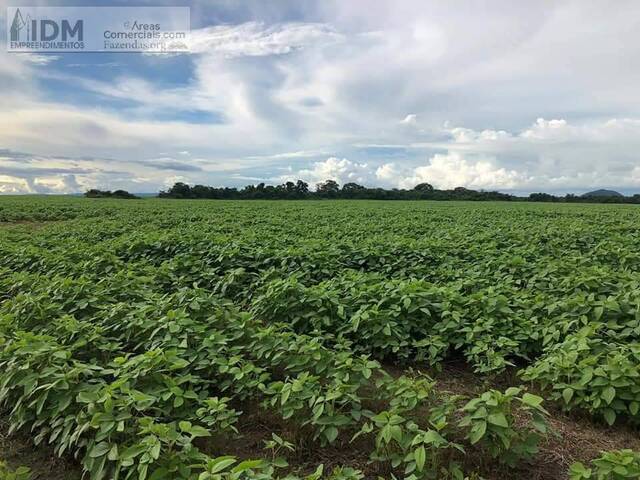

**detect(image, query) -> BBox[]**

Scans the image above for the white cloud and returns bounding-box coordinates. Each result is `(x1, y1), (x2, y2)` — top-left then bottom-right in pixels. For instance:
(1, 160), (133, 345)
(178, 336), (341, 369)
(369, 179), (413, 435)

(284, 153), (525, 190)
(15, 54), (60, 65)
(375, 163), (401, 182)
(188, 22), (342, 57)
(520, 118), (568, 139)
(441, 117), (640, 161)
(33, 174), (81, 193)
(282, 157), (373, 187)
(450, 127), (512, 143)
(396, 152), (526, 190)
(246, 150), (328, 160)
(0, 175), (30, 194)
(282, 115), (640, 192)
(401, 114), (417, 125)
(0, 173), (81, 194)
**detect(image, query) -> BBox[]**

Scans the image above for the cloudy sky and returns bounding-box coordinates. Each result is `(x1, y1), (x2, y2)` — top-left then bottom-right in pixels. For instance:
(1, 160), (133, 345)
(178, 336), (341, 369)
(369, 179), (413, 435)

(1, 0), (640, 195)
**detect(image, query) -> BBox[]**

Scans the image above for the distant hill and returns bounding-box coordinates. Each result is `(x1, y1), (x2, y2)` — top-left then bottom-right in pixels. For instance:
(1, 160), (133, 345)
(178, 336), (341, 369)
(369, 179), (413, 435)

(582, 189), (623, 197)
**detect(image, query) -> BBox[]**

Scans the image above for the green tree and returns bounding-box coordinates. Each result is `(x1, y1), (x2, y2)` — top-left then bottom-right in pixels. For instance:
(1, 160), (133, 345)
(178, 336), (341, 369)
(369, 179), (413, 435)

(316, 179), (340, 198)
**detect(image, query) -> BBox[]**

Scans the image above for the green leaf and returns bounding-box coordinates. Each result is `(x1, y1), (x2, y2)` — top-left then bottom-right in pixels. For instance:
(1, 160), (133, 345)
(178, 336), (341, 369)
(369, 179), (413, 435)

(150, 442), (161, 460)
(149, 467), (169, 480)
(281, 387), (291, 405)
(107, 444), (119, 461)
(569, 462), (591, 480)
(603, 408), (616, 426)
(487, 413), (509, 428)
(505, 387), (522, 397)
(562, 388), (574, 404)
(324, 426), (338, 443)
(232, 460), (264, 473)
(422, 430), (445, 444)
(414, 446), (426, 472)
(469, 421), (487, 444)
(120, 444), (147, 460)
(139, 463), (149, 480)
(521, 393), (544, 408)
(308, 464), (324, 480)
(532, 414), (548, 434)
(273, 458), (289, 468)
(593, 306), (604, 321)
(209, 457), (237, 474)
(602, 386), (616, 405)
(89, 442), (111, 458)
(77, 391), (98, 403)
(190, 426), (211, 438)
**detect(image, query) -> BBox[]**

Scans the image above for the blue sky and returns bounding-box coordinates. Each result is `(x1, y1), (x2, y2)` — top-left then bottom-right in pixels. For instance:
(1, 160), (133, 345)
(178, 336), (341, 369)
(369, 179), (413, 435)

(1, 0), (640, 195)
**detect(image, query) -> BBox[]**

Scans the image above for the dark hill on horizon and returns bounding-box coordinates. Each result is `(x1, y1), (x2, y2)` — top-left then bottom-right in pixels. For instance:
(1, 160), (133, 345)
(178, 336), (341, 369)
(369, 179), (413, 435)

(582, 189), (623, 197)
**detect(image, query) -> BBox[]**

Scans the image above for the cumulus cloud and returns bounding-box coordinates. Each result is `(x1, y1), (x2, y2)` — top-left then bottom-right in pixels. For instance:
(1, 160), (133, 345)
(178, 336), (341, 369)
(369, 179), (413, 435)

(0, 175), (30, 194)
(520, 118), (569, 140)
(396, 152), (526, 190)
(0, 173), (81, 194)
(445, 117), (640, 147)
(282, 116), (640, 192)
(285, 153), (527, 191)
(449, 127), (512, 143)
(0, 148), (209, 194)
(281, 157), (374, 187)
(30, 174), (81, 194)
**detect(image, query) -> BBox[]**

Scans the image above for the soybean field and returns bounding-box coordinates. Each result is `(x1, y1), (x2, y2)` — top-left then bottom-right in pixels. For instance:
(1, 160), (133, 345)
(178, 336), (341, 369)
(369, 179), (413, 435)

(1, 197), (640, 480)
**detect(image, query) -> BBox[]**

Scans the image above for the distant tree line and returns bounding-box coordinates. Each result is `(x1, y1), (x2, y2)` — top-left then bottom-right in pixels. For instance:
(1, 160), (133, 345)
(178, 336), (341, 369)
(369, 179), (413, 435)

(528, 192), (640, 204)
(85, 189), (139, 199)
(158, 180), (514, 201)
(155, 181), (640, 203)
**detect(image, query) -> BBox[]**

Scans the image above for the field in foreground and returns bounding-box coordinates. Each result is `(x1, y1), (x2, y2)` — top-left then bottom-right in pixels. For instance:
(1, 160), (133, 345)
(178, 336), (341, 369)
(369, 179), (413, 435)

(1, 197), (640, 480)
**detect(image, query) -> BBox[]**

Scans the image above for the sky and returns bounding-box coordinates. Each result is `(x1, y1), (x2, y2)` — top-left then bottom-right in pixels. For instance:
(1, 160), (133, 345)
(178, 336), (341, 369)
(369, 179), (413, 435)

(1, 0), (640, 195)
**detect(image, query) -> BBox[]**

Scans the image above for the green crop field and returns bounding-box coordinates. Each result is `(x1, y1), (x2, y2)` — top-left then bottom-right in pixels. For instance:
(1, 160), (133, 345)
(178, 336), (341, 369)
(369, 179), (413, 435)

(1, 197), (640, 480)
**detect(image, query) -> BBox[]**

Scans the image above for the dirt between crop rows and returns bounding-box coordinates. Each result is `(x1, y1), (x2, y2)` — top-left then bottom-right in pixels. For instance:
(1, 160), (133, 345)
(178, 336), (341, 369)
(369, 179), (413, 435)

(2, 363), (639, 480)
